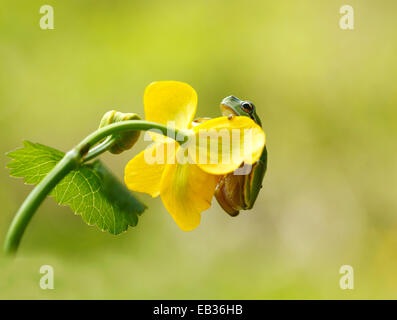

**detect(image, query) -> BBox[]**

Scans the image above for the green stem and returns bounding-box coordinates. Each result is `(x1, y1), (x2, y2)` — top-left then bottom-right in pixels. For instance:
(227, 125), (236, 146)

(4, 120), (184, 255)
(83, 136), (116, 163)
(4, 150), (80, 254)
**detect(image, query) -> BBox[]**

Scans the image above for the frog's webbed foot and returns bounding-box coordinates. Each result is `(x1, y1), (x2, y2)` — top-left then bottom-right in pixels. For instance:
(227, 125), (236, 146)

(227, 114), (235, 120)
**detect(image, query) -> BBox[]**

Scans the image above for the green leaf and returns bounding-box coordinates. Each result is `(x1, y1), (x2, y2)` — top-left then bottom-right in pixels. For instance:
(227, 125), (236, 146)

(7, 141), (147, 234)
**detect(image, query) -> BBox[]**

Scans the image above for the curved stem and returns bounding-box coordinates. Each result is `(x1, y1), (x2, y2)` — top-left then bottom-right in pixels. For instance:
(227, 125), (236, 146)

(4, 120), (185, 255)
(76, 120), (183, 153)
(83, 136), (116, 163)
(4, 150), (80, 255)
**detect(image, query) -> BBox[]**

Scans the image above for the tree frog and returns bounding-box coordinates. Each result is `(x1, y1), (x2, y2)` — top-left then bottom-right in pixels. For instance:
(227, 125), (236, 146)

(214, 95), (268, 216)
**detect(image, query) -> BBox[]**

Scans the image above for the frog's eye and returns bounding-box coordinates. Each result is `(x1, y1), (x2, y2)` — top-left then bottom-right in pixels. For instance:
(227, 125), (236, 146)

(241, 102), (254, 113)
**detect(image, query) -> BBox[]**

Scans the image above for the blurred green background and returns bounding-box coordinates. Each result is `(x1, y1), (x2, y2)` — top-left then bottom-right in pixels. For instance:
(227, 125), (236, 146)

(1, 0), (397, 299)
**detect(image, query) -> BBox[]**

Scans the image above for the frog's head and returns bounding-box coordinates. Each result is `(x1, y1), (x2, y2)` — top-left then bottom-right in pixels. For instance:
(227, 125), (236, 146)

(220, 95), (262, 127)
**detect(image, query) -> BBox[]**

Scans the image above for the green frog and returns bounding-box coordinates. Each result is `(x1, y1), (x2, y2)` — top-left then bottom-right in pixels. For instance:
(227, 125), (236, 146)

(214, 95), (267, 216)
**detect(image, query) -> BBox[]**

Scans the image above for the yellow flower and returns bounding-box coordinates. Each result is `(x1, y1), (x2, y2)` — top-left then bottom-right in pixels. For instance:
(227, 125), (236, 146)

(124, 81), (265, 231)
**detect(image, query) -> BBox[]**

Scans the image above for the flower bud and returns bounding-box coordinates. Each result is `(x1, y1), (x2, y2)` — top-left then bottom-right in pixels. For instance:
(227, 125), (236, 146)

(99, 110), (141, 154)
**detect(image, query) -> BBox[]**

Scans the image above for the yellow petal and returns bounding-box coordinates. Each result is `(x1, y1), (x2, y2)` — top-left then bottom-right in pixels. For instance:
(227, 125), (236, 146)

(144, 81), (197, 131)
(160, 147), (219, 231)
(124, 141), (177, 197)
(190, 116), (266, 175)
